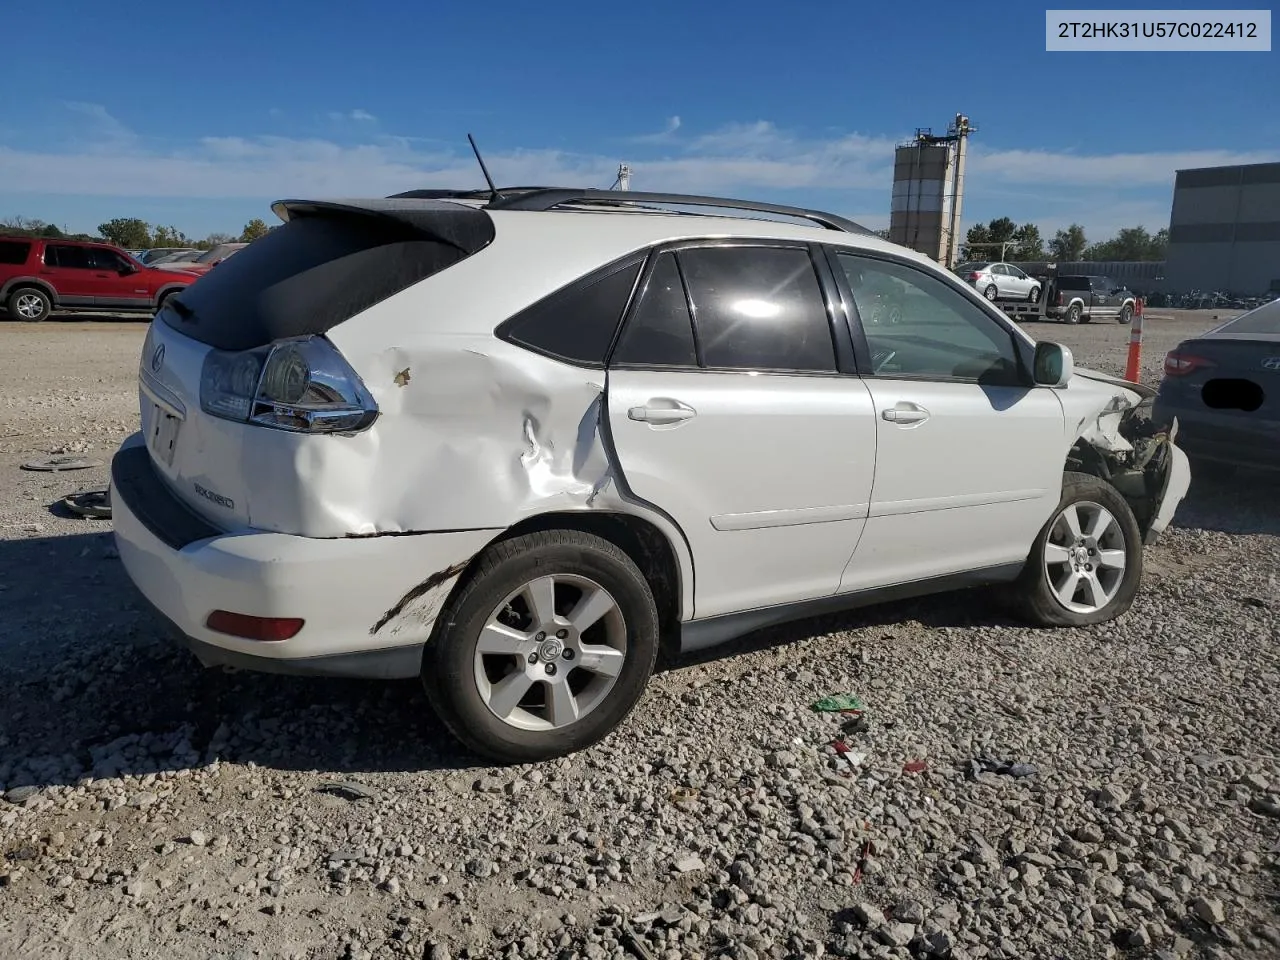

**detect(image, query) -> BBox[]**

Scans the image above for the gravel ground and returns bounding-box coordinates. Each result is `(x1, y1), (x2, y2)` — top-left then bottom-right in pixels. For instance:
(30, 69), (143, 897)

(1, 311), (1277, 960)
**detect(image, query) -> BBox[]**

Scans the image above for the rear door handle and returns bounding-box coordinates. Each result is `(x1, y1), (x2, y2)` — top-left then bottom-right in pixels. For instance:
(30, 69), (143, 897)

(628, 399), (696, 424)
(882, 402), (930, 424)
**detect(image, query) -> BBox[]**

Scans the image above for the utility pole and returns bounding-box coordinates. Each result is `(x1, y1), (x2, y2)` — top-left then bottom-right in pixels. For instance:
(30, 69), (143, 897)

(616, 163), (631, 191)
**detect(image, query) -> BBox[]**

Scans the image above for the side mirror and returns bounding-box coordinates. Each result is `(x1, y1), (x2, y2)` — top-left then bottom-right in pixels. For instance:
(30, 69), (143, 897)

(1033, 341), (1074, 387)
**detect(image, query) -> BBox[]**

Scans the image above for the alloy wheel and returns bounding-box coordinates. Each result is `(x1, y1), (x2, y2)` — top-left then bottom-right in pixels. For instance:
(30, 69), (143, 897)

(473, 574), (627, 732)
(1042, 500), (1127, 614)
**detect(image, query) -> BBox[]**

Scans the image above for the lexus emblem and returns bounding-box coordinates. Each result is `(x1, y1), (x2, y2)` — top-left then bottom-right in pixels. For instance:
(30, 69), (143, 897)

(150, 343), (166, 372)
(1263, 357), (1280, 371)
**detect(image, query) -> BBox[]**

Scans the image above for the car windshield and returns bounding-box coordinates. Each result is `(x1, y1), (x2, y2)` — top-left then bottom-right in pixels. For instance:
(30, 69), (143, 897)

(1216, 298), (1280, 335)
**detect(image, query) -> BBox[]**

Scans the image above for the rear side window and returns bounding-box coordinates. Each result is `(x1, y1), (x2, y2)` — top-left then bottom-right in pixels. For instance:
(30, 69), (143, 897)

(0, 240), (31, 265)
(45, 244), (94, 269)
(500, 258), (644, 367)
(678, 246), (836, 372)
(1057, 276), (1090, 290)
(611, 253), (698, 367)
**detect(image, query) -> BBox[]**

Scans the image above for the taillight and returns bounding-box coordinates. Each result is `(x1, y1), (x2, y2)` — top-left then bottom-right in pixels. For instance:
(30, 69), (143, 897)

(1056, 292), (1064, 306)
(1163, 350), (1215, 377)
(206, 611), (304, 641)
(969, 272), (981, 281)
(199, 335), (379, 433)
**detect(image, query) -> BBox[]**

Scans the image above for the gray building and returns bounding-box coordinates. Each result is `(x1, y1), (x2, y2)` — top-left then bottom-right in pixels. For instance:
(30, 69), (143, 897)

(1164, 161), (1280, 295)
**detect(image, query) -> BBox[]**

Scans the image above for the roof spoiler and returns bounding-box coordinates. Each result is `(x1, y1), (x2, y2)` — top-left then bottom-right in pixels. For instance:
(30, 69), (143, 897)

(270, 197), (495, 254)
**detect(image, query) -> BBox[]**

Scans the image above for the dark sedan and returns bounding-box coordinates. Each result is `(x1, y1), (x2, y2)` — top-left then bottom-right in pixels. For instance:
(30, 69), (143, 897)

(1153, 298), (1280, 477)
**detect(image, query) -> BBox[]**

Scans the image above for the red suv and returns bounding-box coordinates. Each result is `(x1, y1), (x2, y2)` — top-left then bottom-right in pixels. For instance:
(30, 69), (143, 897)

(0, 236), (197, 322)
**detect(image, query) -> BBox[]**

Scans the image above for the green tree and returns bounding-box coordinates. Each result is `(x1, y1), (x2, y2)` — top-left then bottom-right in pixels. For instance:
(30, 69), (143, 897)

(98, 218), (152, 249)
(40, 223), (63, 238)
(150, 225), (191, 247)
(1011, 223), (1044, 261)
(960, 217), (1020, 262)
(1049, 224), (1088, 261)
(1150, 227), (1169, 259)
(240, 218), (270, 242)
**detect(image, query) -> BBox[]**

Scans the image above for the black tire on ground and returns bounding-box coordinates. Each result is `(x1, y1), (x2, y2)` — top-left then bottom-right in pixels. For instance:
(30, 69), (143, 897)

(1028, 286), (1041, 303)
(984, 284), (999, 301)
(421, 529), (660, 764)
(1007, 472), (1144, 628)
(7, 287), (52, 322)
(1118, 303), (1133, 324)
(1065, 303), (1082, 324)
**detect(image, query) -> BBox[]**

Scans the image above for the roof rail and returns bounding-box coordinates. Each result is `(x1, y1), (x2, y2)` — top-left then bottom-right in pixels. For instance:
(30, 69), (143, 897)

(484, 188), (875, 235)
(386, 186), (557, 201)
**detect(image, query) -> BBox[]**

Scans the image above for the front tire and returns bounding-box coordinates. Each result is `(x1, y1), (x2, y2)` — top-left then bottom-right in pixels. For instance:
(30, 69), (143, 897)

(7, 287), (51, 322)
(422, 530), (659, 764)
(1009, 472), (1143, 627)
(1118, 303), (1133, 324)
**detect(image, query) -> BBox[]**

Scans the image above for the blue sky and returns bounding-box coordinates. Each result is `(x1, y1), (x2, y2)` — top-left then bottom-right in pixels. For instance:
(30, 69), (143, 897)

(1, 0), (1275, 243)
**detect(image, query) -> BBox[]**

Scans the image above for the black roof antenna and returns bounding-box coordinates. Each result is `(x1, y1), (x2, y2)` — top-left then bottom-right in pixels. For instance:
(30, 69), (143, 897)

(467, 134), (501, 201)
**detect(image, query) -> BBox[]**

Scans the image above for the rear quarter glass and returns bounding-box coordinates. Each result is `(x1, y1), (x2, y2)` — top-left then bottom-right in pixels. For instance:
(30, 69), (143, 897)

(0, 240), (33, 265)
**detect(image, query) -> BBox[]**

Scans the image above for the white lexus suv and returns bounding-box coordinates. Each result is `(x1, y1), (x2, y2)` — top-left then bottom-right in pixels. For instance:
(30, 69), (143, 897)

(110, 188), (1191, 764)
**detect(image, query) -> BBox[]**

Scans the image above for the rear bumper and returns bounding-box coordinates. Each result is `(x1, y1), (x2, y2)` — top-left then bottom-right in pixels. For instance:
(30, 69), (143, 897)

(1151, 403), (1280, 471)
(110, 434), (498, 679)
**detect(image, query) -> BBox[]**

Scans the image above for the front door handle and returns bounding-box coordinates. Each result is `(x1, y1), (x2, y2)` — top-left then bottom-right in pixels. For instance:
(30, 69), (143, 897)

(628, 399), (696, 424)
(882, 402), (930, 424)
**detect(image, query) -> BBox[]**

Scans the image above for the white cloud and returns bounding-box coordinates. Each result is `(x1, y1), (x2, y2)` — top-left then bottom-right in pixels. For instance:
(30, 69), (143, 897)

(3, 105), (1272, 237)
(328, 109), (378, 123)
(629, 115), (682, 143)
(971, 146), (1275, 187)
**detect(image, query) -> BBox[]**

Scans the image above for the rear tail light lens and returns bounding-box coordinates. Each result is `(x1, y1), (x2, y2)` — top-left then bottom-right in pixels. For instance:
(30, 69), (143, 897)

(1056, 292), (1064, 305)
(206, 611), (304, 641)
(969, 272), (981, 281)
(1163, 350), (1215, 377)
(200, 335), (378, 433)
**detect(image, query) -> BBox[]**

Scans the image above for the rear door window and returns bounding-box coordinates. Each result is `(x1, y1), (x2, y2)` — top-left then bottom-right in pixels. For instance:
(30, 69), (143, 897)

(610, 252), (698, 367)
(0, 240), (31, 265)
(44, 244), (93, 269)
(677, 245), (836, 373)
(1057, 277), (1090, 290)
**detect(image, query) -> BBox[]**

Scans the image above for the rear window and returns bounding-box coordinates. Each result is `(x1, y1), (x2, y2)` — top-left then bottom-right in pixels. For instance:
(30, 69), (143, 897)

(1057, 276), (1091, 290)
(1217, 299), (1280, 335)
(0, 240), (31, 265)
(163, 206), (494, 351)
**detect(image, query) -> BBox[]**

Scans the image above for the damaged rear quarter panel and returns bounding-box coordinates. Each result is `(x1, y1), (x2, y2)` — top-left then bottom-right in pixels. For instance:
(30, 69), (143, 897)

(280, 219), (698, 626)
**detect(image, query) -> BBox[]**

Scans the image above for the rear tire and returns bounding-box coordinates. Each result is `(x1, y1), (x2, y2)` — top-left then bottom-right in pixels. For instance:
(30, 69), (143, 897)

(984, 284), (999, 301)
(7, 287), (51, 322)
(421, 530), (659, 764)
(1008, 472), (1143, 628)
(1028, 286), (1041, 303)
(1065, 303), (1082, 324)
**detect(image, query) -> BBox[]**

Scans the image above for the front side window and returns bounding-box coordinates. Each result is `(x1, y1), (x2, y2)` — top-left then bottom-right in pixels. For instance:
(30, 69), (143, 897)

(677, 245), (836, 373)
(836, 253), (1023, 384)
(88, 248), (128, 272)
